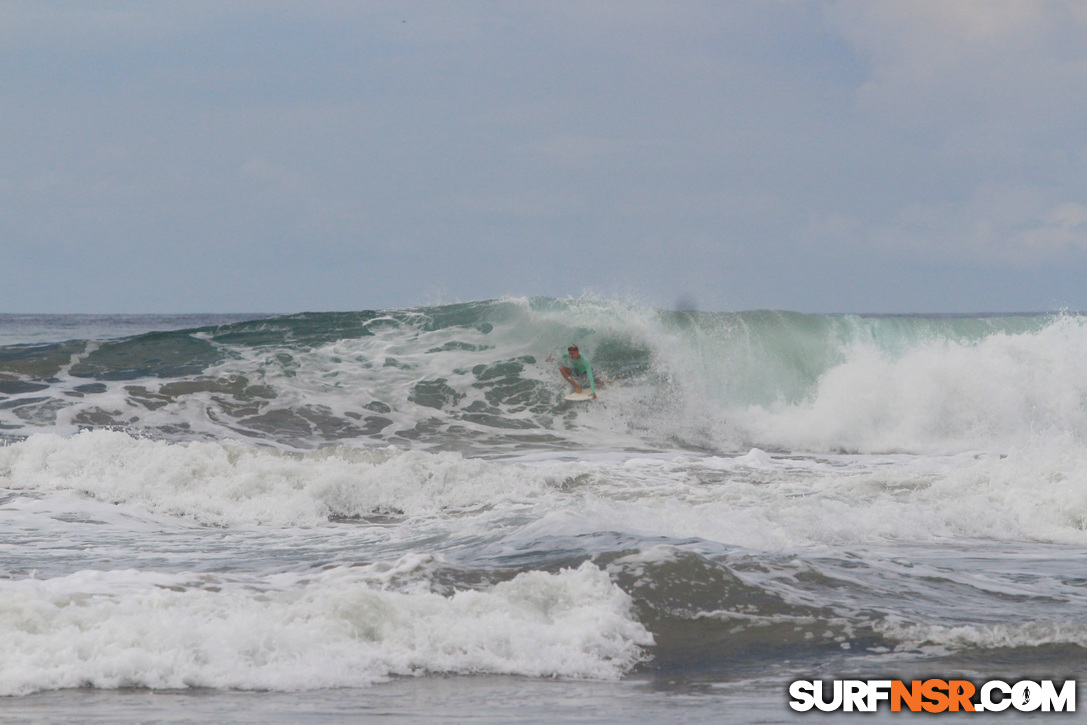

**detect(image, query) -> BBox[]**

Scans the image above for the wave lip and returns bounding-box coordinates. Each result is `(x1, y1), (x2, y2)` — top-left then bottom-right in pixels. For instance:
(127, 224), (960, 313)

(2, 299), (1085, 455)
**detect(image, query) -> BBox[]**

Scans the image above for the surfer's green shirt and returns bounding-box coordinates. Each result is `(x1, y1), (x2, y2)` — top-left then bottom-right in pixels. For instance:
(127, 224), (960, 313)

(561, 352), (596, 394)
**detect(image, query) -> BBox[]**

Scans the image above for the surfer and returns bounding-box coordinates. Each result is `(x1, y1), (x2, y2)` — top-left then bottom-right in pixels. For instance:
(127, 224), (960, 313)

(553, 344), (596, 398)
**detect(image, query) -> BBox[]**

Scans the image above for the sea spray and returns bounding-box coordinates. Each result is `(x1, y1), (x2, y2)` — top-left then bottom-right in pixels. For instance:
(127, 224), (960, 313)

(2, 299), (1080, 456)
(3, 302), (1087, 705)
(0, 562), (652, 696)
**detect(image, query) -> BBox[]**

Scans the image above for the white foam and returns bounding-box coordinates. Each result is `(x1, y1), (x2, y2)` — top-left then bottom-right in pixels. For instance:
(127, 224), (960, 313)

(735, 316), (1087, 454)
(10, 303), (1086, 460)
(731, 448), (773, 468)
(877, 619), (1087, 653)
(513, 446), (1087, 549)
(0, 561), (652, 696)
(5, 428), (1087, 552)
(0, 431), (576, 527)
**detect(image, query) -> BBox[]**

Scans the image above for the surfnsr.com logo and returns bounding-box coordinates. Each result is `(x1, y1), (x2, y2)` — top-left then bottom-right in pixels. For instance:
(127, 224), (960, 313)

(789, 679), (1076, 713)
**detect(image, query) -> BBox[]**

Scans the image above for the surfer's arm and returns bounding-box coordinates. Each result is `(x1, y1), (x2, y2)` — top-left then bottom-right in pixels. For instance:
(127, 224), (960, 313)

(585, 360), (596, 396)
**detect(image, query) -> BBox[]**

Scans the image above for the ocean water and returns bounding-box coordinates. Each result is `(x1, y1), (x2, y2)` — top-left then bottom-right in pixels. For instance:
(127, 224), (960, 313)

(1, 298), (1084, 723)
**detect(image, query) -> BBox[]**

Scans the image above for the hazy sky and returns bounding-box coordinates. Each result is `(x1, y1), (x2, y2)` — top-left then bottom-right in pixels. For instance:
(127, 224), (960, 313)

(3, 1), (1086, 313)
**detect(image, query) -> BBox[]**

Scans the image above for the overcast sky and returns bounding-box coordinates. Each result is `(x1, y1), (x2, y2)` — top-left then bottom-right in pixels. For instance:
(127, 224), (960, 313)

(3, 1), (1086, 313)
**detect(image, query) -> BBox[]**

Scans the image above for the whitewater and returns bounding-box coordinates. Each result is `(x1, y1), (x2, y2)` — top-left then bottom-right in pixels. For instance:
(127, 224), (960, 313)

(1, 298), (1085, 723)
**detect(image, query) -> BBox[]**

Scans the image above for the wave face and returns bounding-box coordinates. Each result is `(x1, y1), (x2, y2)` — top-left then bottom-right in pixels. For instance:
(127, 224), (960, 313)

(1, 299), (1081, 455)
(3, 301), (1087, 705)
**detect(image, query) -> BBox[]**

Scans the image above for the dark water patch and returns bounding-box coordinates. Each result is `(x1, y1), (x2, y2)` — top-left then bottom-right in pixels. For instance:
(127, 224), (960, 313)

(0, 300), (1075, 451)
(0, 341), (86, 380)
(70, 333), (222, 381)
(342, 414), (393, 436)
(3, 398), (65, 425)
(0, 396), (50, 411)
(913, 643), (1087, 677)
(71, 408), (139, 428)
(0, 380), (51, 395)
(235, 406), (369, 442)
(201, 311), (383, 348)
(409, 380), (463, 410)
(429, 341), (491, 354)
(600, 549), (888, 674)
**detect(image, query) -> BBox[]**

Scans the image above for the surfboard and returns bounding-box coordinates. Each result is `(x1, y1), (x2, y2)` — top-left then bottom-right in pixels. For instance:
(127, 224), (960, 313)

(564, 391), (596, 401)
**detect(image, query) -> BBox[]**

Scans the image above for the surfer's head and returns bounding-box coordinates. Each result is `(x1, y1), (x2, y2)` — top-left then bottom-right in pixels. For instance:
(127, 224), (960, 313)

(568, 344), (580, 358)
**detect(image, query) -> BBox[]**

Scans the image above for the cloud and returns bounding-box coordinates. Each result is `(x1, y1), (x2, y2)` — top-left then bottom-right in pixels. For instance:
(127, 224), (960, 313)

(1025, 203), (1087, 253)
(820, 189), (1087, 267)
(4, 2), (1087, 312)
(827, 0), (1087, 131)
(808, 0), (1087, 271)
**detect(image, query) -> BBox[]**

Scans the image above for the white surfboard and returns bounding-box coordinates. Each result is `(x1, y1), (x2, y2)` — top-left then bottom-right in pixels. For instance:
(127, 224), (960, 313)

(564, 391), (596, 401)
